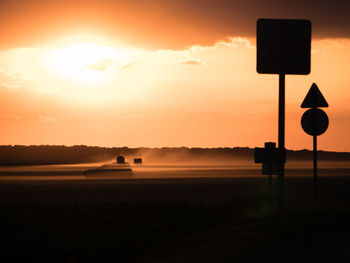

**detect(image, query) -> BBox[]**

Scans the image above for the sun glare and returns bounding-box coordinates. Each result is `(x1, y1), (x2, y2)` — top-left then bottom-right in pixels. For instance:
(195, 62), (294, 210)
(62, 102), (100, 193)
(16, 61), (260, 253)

(41, 42), (131, 87)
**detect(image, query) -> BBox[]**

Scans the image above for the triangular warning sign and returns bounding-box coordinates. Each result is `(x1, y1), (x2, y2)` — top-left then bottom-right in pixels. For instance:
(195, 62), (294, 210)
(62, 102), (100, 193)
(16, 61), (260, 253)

(301, 83), (329, 108)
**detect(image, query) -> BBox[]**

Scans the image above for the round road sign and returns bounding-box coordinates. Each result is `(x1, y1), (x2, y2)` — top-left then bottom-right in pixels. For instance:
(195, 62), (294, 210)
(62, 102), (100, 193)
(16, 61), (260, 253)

(301, 108), (329, 136)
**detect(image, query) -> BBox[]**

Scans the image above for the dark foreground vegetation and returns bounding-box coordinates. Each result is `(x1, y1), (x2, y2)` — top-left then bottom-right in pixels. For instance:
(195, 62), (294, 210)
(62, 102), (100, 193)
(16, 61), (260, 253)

(1, 177), (350, 262)
(0, 202), (231, 262)
(1, 145), (350, 165)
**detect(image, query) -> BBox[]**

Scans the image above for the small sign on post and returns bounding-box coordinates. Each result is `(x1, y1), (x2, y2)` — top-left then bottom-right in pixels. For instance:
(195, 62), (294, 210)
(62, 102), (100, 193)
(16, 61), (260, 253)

(255, 142), (286, 178)
(301, 83), (329, 196)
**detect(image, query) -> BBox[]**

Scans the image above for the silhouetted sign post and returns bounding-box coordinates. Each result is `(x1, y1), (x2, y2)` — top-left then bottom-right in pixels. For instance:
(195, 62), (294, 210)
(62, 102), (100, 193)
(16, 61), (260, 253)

(255, 142), (286, 197)
(301, 83), (329, 196)
(255, 142), (285, 178)
(257, 18), (311, 208)
(255, 142), (281, 196)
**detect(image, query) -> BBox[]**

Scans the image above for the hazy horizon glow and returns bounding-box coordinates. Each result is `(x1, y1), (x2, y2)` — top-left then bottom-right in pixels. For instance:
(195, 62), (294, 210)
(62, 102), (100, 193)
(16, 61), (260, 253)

(1, 1), (350, 152)
(1, 36), (350, 151)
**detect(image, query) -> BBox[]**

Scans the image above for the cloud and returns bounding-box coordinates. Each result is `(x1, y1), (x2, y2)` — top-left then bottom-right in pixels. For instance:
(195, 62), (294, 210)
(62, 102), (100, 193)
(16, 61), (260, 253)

(0, 68), (20, 80)
(0, 114), (57, 123)
(38, 115), (57, 123)
(180, 59), (206, 66)
(0, 68), (8, 75)
(119, 62), (137, 70)
(84, 59), (138, 72)
(0, 115), (23, 121)
(0, 68), (23, 89)
(1, 0), (350, 50)
(85, 58), (114, 71)
(188, 37), (255, 53)
(228, 37), (255, 49)
(0, 82), (22, 89)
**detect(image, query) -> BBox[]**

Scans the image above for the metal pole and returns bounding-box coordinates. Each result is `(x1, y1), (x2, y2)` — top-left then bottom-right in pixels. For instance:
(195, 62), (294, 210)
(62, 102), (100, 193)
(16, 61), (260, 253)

(278, 73), (285, 178)
(278, 73), (285, 209)
(269, 173), (273, 200)
(313, 135), (318, 196)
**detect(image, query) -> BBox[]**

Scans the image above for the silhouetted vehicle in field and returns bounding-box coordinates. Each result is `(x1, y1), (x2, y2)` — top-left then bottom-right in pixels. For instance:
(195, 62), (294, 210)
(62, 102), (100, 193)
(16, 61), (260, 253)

(134, 158), (142, 164)
(116, 155), (125, 164)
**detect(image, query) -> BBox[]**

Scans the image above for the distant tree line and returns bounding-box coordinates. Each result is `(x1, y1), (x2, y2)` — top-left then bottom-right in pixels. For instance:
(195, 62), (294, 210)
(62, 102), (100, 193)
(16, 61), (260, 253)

(0, 145), (349, 165)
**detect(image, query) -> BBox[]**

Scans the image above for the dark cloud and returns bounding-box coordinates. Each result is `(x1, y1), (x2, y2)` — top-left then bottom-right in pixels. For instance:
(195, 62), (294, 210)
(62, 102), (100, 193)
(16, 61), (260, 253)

(0, 0), (350, 50)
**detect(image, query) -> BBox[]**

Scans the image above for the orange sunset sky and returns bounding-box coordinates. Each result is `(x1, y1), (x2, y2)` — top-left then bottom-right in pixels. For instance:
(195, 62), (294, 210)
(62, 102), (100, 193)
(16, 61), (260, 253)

(1, 0), (350, 151)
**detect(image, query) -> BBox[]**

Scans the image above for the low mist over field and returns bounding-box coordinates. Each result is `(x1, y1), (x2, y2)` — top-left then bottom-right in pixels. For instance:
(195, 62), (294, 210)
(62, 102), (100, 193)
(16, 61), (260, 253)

(1, 145), (350, 166)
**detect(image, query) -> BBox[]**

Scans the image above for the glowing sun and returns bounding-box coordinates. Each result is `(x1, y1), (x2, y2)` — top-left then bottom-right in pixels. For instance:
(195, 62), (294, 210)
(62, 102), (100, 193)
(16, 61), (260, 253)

(42, 42), (131, 87)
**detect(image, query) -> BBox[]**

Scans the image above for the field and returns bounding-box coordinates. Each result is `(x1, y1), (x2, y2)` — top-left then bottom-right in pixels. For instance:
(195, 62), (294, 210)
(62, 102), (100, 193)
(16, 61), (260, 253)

(1, 162), (350, 262)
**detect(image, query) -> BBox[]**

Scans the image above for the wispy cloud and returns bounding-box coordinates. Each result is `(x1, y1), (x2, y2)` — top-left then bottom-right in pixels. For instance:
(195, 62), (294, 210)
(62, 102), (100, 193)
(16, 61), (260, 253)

(227, 37), (255, 49)
(0, 68), (23, 89)
(189, 37), (255, 53)
(84, 58), (138, 72)
(85, 58), (114, 71)
(0, 68), (20, 80)
(38, 115), (57, 123)
(0, 82), (22, 89)
(0, 115), (23, 121)
(119, 61), (138, 70)
(180, 59), (206, 66)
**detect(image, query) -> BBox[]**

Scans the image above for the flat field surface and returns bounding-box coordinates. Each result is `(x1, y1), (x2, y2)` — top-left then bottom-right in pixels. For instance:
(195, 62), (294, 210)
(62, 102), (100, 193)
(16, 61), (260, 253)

(0, 162), (350, 262)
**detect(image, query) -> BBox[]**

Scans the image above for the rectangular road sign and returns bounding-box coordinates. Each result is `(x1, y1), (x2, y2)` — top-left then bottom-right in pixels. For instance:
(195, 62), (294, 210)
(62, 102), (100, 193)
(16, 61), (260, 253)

(257, 19), (311, 75)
